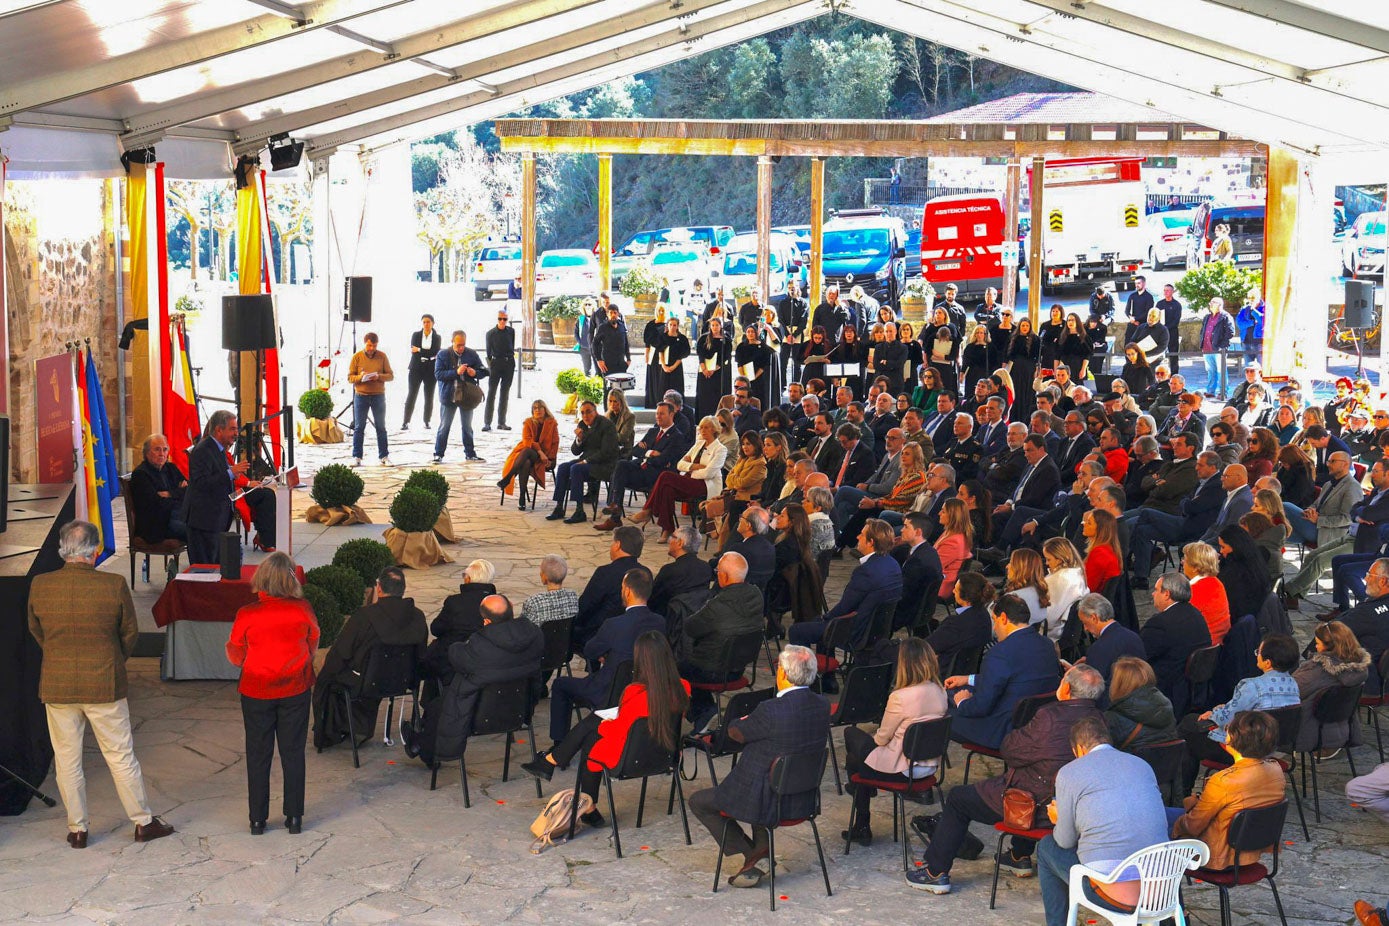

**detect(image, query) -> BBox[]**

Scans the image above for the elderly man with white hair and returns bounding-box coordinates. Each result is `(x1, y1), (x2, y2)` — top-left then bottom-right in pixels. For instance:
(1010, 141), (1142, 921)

(687, 644), (831, 890)
(424, 559), (498, 680)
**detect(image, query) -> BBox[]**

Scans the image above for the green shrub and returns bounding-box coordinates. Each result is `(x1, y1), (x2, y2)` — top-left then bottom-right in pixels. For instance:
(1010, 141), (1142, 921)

(538, 294), (585, 321)
(403, 469), (449, 506)
(555, 368), (585, 394)
(302, 583), (343, 649)
(303, 564), (365, 618)
(904, 278), (937, 301)
(297, 388), (334, 420)
(331, 538), (396, 587)
(618, 264), (662, 298)
(575, 375), (606, 404)
(1174, 262), (1263, 317)
(390, 486), (443, 533)
(311, 463), (364, 508)
(730, 285), (752, 301)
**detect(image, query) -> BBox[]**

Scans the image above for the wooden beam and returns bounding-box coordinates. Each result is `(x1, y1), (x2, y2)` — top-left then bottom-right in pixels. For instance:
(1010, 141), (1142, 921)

(1028, 156), (1045, 328)
(809, 158), (825, 304)
(1003, 159), (1021, 310)
(596, 154), (612, 294)
(1262, 147), (1297, 375)
(757, 155), (773, 309)
(521, 153), (537, 357)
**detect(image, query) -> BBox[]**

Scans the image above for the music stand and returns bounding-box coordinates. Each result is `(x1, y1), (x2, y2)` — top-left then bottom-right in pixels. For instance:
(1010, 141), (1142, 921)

(0, 762), (56, 808)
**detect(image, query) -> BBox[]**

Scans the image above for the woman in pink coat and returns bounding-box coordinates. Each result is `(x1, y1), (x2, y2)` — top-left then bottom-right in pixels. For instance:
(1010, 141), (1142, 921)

(934, 497), (974, 598)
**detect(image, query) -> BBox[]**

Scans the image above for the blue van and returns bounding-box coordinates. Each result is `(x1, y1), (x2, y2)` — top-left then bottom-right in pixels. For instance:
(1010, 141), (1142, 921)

(819, 210), (909, 308)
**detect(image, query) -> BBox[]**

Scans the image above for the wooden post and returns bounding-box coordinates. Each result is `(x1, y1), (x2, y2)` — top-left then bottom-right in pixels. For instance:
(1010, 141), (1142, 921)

(1262, 147), (1329, 379)
(1003, 159), (1021, 309)
(756, 155), (773, 305)
(1027, 156), (1045, 328)
(809, 157), (825, 304)
(596, 153), (612, 294)
(520, 152), (537, 356)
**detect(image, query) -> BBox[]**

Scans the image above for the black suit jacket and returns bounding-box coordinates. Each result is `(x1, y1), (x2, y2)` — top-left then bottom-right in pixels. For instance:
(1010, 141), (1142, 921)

(927, 604), (993, 673)
(718, 535), (777, 590)
(830, 442), (876, 488)
(715, 687), (831, 825)
(1139, 602), (1212, 704)
(182, 436), (234, 533)
(807, 434), (840, 472)
(630, 425), (691, 473)
(1054, 432), (1097, 487)
(409, 329), (442, 370)
(575, 556), (651, 645)
(1356, 488), (1389, 554)
(900, 541), (944, 619)
(650, 553), (715, 615)
(1083, 622), (1146, 680)
(577, 605), (666, 704)
(1013, 457), (1063, 510)
(922, 409), (957, 445)
(129, 460), (186, 543)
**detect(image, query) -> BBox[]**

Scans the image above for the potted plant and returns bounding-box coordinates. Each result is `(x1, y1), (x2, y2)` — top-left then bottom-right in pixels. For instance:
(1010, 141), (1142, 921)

(331, 537), (396, 588)
(382, 485), (453, 568)
(296, 388), (342, 445)
(305, 463), (371, 525)
(730, 285), (753, 304)
(555, 367), (585, 415)
(575, 374), (606, 406)
(1174, 262), (1264, 352)
(539, 295), (585, 348)
(403, 468), (456, 543)
(901, 278), (937, 324)
(619, 264), (662, 312)
(304, 564), (367, 617)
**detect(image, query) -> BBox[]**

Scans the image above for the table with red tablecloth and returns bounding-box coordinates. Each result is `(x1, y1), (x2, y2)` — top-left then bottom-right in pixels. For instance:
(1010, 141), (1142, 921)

(154, 565), (307, 680)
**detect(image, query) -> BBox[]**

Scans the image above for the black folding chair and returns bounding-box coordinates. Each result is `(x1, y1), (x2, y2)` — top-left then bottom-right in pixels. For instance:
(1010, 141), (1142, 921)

(1133, 738), (1187, 805)
(845, 716), (951, 873)
(939, 643), (984, 679)
(1360, 650), (1389, 762)
(566, 715), (691, 859)
(1184, 644), (1222, 714)
(1188, 800), (1290, 926)
(905, 590), (939, 638)
(319, 642), (420, 769)
(1200, 703), (1308, 841)
(712, 751), (832, 911)
(1299, 682), (1365, 822)
(683, 687), (777, 785)
(540, 618), (575, 679)
(825, 662), (894, 794)
(688, 631), (765, 715)
(429, 677), (541, 807)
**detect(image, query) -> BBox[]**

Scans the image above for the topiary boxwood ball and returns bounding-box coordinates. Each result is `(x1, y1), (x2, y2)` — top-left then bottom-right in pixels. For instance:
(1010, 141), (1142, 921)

(311, 463), (364, 509)
(303, 564), (366, 617)
(390, 486), (443, 534)
(331, 537), (396, 587)
(297, 389), (334, 421)
(301, 583), (343, 649)
(403, 468), (449, 506)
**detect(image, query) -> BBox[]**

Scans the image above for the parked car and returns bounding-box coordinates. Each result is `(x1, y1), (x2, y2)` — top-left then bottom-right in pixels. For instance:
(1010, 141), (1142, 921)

(646, 242), (716, 296)
(709, 232), (799, 298)
(1143, 209), (1193, 270)
(534, 249), (600, 304)
(1342, 210), (1386, 279)
(920, 194), (1005, 299)
(606, 225), (735, 287)
(1186, 202), (1265, 269)
(471, 241), (522, 300)
(820, 209), (908, 309)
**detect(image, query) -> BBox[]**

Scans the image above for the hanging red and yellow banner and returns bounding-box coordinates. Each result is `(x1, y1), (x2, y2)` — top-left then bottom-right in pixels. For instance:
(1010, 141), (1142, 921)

(235, 166), (283, 468)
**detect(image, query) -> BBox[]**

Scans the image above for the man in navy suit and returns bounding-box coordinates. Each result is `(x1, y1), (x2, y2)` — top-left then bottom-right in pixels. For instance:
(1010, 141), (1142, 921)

(921, 392), (959, 446)
(974, 397), (1010, 460)
(573, 528), (651, 649)
(594, 401), (691, 530)
(789, 519), (903, 651)
(1127, 450), (1225, 587)
(804, 413), (840, 472)
(718, 507), (777, 591)
(947, 594), (1062, 750)
(650, 527), (714, 616)
(893, 512), (944, 632)
(688, 645), (830, 888)
(1139, 572), (1212, 711)
(827, 423), (876, 491)
(545, 569), (664, 746)
(182, 410), (246, 565)
(1073, 594), (1144, 680)
(1053, 412), (1097, 489)
(1200, 463), (1253, 545)
(988, 435), (1061, 543)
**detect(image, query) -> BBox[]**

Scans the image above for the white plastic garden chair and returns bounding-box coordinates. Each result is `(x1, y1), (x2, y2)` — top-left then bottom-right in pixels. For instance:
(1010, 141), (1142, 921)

(1066, 838), (1210, 926)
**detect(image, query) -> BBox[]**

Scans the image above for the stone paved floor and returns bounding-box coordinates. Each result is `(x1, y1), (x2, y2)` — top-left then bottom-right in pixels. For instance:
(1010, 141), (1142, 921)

(7, 383), (1389, 924)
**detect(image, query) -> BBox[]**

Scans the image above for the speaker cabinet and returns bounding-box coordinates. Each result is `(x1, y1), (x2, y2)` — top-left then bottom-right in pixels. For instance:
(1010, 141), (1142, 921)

(344, 276), (373, 322)
(222, 295), (277, 351)
(1345, 279), (1377, 330)
(218, 532), (242, 580)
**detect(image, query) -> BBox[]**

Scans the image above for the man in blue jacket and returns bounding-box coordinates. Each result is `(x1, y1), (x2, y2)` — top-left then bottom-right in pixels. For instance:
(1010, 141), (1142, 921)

(1127, 450), (1225, 588)
(433, 329), (488, 463)
(594, 401), (691, 530)
(946, 594), (1062, 750)
(1197, 297), (1236, 400)
(788, 519), (903, 651)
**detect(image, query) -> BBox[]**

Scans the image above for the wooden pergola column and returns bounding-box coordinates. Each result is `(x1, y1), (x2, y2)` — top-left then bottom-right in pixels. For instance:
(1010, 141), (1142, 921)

(809, 157), (825, 303)
(1027, 156), (1045, 327)
(520, 152), (537, 355)
(596, 153), (612, 294)
(756, 155), (773, 304)
(1003, 159), (1021, 309)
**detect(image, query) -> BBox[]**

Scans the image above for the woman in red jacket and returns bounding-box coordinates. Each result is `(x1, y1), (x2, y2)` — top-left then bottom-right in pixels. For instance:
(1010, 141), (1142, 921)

(521, 631), (689, 828)
(1081, 508), (1122, 593)
(226, 552), (319, 836)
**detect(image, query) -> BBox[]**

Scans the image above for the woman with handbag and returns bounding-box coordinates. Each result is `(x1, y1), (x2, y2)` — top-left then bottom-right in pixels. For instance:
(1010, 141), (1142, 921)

(497, 400), (560, 510)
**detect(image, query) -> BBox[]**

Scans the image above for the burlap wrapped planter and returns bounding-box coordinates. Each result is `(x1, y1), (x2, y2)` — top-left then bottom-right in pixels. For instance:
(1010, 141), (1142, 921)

(297, 418), (344, 444)
(383, 527), (454, 569)
(304, 504), (371, 526)
(433, 508), (458, 543)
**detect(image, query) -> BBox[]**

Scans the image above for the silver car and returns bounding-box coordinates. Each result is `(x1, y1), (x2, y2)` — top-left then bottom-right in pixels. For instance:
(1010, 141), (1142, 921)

(1143, 210), (1192, 270)
(1342, 211), (1386, 279)
(472, 243), (522, 300)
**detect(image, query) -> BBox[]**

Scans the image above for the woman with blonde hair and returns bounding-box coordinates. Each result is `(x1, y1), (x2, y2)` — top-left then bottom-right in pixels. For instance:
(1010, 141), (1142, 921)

(1253, 488), (1291, 538)
(1082, 509), (1123, 592)
(992, 367), (1015, 410)
(934, 497), (973, 598)
(632, 416), (727, 542)
(226, 551), (318, 835)
(1003, 547), (1051, 628)
(837, 443), (928, 548)
(1182, 541), (1231, 644)
(606, 389), (635, 457)
(842, 637), (948, 845)
(498, 399), (560, 510)
(1042, 538), (1088, 639)
(714, 408), (739, 462)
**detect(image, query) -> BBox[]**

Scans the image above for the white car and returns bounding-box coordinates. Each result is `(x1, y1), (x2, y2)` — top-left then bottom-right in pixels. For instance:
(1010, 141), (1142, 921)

(709, 232), (799, 298)
(1143, 210), (1193, 270)
(1342, 211), (1386, 279)
(645, 242), (715, 296)
(471, 241), (522, 300)
(534, 249), (600, 301)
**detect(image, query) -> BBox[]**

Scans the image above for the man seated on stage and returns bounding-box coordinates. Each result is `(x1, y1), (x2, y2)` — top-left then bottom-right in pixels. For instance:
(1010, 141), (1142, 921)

(184, 410), (277, 564)
(129, 434), (187, 543)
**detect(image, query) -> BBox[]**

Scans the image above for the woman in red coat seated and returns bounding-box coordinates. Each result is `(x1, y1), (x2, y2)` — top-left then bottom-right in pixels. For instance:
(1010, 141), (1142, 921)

(521, 631), (689, 828)
(1082, 509), (1123, 593)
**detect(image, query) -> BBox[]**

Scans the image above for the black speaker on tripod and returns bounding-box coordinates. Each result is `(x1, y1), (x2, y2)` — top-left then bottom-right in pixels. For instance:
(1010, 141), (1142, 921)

(222, 294), (277, 351)
(1345, 279), (1377, 330)
(344, 276), (372, 322)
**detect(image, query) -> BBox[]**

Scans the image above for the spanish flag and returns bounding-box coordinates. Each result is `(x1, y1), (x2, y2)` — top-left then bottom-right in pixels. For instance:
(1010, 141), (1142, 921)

(165, 318), (200, 477)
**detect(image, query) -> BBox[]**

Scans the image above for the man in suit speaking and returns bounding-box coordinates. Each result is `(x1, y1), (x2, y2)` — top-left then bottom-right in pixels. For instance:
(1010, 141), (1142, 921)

(183, 410), (276, 564)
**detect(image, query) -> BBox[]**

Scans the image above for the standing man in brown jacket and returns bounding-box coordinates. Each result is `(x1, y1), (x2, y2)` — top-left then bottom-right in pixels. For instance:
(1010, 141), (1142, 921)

(27, 521), (174, 848)
(348, 332), (394, 467)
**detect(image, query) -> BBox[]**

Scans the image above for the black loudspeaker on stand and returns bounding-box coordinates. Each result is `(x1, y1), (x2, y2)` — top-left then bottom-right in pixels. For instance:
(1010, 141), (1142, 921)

(222, 294), (277, 351)
(344, 276), (372, 322)
(219, 532), (242, 580)
(1345, 279), (1376, 331)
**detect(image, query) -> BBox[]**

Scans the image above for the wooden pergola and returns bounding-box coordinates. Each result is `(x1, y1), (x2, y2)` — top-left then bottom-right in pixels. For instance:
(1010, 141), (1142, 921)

(495, 117), (1280, 357)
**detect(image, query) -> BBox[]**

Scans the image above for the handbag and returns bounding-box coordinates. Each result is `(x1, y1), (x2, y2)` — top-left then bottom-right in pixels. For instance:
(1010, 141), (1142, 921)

(454, 379), (484, 410)
(529, 787), (596, 854)
(1001, 787), (1037, 830)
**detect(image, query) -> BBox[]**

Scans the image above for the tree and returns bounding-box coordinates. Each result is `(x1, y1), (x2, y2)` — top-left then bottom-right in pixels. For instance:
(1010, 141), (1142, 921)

(167, 180), (207, 279)
(414, 138), (520, 281)
(265, 180), (313, 284)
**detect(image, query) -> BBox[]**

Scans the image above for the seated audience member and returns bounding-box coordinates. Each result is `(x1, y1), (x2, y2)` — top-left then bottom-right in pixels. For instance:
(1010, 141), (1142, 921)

(988, 460), (1100, 555)
(1293, 621), (1371, 754)
(649, 527), (714, 617)
(1216, 524), (1275, 620)
(929, 572), (995, 675)
(1139, 572), (1213, 707)
(688, 646), (831, 890)
(1123, 436), (1163, 509)
(497, 399), (560, 509)
(313, 567), (428, 751)
(1182, 542), (1232, 645)
(842, 638), (949, 846)
(128, 434), (187, 542)
(520, 554), (580, 626)
(680, 552), (766, 729)
(766, 505), (826, 625)
(836, 442), (928, 547)
(1002, 548), (1050, 629)
(1283, 450), (1359, 556)
(831, 428), (904, 527)
(522, 632), (688, 832)
(717, 507), (776, 591)
(1169, 710), (1287, 871)
(1176, 634), (1300, 794)
(424, 560), (497, 680)
(889, 461), (954, 533)
(574, 528), (650, 648)
(1202, 462), (1254, 546)
(907, 665), (1106, 894)
(412, 595), (544, 766)
(544, 569), (665, 748)
(1104, 656), (1177, 750)
(934, 498), (973, 599)
(895, 511), (945, 633)
(1126, 445), (1222, 589)
(547, 400), (619, 525)
(1042, 538), (1088, 640)
(805, 486), (838, 556)
(1082, 509), (1123, 593)
(594, 401), (693, 529)
(1074, 594), (1145, 680)
(629, 416), (727, 542)
(789, 519), (904, 651)
(1348, 761), (1389, 824)
(1036, 715), (1170, 926)
(1238, 512), (1285, 585)
(1285, 457), (1389, 603)
(1339, 558), (1389, 686)
(944, 593), (1062, 751)
(989, 435), (1062, 541)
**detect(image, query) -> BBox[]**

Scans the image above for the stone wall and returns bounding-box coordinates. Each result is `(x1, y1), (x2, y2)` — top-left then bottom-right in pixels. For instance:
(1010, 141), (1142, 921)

(3, 179), (120, 483)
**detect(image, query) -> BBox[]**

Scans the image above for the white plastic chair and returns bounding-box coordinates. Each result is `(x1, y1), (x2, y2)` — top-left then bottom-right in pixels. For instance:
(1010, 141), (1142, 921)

(1066, 838), (1210, 926)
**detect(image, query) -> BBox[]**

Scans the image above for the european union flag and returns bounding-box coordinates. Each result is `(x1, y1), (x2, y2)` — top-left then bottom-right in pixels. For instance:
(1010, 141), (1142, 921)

(83, 351), (119, 564)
